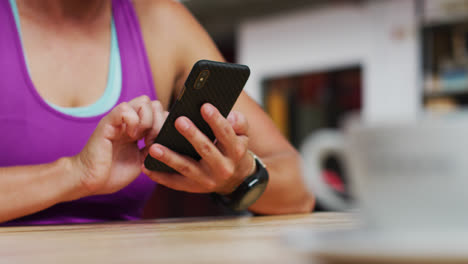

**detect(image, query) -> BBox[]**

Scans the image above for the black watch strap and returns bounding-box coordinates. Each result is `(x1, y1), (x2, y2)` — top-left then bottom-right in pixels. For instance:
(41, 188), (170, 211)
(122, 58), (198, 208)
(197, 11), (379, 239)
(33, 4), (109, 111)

(212, 153), (269, 211)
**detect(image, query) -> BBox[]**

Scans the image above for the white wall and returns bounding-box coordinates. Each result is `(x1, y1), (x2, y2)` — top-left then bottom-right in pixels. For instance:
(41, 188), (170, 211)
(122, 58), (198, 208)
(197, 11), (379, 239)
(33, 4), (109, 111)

(238, 0), (421, 124)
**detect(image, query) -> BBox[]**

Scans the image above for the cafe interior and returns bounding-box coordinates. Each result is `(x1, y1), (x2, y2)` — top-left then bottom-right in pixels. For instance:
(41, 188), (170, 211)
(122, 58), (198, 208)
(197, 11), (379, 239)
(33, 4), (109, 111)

(4, 0), (468, 263)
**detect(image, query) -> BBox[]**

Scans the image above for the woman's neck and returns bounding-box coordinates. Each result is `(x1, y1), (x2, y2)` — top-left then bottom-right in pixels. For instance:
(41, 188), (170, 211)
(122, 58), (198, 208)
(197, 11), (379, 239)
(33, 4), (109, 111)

(16, 0), (110, 26)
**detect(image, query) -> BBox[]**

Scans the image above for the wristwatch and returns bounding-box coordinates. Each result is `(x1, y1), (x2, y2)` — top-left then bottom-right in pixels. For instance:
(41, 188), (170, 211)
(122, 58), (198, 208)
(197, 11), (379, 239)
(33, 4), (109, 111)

(212, 151), (269, 211)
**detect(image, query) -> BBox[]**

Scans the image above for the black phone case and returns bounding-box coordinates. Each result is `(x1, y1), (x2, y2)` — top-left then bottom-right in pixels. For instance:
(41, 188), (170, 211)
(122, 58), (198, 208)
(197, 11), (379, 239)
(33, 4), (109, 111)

(144, 60), (250, 172)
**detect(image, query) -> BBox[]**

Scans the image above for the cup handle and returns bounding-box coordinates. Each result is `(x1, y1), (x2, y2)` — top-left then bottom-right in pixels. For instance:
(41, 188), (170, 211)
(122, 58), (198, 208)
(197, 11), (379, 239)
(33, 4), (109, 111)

(300, 129), (350, 211)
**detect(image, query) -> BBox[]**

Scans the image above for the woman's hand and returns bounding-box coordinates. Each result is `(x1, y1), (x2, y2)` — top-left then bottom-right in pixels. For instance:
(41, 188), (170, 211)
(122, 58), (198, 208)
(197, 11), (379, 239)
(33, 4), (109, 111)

(70, 96), (167, 196)
(143, 103), (256, 194)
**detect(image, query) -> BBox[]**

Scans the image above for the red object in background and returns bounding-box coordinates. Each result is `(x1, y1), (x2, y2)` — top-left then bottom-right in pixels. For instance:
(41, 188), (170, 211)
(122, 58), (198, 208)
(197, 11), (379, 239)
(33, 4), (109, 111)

(322, 169), (345, 193)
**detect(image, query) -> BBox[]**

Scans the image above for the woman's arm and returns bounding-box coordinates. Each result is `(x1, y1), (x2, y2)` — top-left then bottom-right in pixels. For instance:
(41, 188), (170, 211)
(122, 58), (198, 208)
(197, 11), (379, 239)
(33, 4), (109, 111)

(137, 0), (315, 214)
(0, 96), (166, 223)
(0, 158), (82, 223)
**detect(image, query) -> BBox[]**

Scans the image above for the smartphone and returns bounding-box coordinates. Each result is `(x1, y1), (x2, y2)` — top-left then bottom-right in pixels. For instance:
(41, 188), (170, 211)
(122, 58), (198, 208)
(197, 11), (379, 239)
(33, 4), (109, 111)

(144, 60), (251, 172)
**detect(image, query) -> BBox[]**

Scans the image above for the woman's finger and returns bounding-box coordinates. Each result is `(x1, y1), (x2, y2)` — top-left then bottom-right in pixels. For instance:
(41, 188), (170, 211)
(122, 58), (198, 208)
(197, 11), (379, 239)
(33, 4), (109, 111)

(174, 116), (228, 171)
(228, 111), (249, 136)
(128, 96), (153, 140)
(105, 102), (140, 140)
(201, 103), (237, 144)
(142, 166), (207, 193)
(145, 101), (165, 146)
(147, 143), (216, 190)
(201, 104), (245, 161)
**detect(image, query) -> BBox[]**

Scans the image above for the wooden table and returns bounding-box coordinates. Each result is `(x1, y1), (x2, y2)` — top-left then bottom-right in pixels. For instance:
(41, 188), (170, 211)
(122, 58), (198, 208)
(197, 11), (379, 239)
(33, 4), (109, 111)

(0, 213), (354, 264)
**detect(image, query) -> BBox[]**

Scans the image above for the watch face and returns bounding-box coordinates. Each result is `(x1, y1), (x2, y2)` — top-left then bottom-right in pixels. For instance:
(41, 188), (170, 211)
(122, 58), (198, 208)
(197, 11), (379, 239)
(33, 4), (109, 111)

(238, 181), (268, 210)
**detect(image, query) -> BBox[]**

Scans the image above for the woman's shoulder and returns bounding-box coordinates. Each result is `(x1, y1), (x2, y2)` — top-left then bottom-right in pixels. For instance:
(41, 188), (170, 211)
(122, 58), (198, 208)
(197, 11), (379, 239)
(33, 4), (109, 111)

(131, 0), (224, 107)
(132, 0), (198, 43)
(133, 0), (223, 66)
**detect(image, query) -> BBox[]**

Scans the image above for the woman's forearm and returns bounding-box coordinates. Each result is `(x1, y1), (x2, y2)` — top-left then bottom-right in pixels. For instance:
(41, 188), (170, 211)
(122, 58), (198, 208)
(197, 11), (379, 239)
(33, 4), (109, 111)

(248, 151), (315, 215)
(0, 157), (84, 223)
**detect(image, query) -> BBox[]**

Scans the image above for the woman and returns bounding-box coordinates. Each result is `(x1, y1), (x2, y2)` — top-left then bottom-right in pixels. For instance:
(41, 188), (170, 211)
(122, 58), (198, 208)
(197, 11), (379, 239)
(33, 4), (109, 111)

(0, 0), (314, 224)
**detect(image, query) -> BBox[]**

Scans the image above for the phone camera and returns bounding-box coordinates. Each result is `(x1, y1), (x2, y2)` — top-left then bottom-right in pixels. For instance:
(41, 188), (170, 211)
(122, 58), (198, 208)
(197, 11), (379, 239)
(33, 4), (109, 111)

(194, 70), (210, 89)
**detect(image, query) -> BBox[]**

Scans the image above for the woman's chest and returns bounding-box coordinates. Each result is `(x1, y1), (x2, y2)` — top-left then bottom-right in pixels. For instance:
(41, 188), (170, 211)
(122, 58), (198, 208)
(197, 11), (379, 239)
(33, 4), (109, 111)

(21, 27), (111, 108)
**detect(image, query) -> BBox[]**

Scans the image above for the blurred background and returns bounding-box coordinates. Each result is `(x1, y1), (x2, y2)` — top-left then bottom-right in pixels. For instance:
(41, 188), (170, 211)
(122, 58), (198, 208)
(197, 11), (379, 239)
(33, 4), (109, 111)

(181, 0), (468, 210)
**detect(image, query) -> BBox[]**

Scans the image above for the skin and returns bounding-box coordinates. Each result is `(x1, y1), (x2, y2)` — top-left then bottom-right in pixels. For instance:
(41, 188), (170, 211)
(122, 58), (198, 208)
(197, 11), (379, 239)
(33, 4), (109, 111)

(0, 0), (314, 223)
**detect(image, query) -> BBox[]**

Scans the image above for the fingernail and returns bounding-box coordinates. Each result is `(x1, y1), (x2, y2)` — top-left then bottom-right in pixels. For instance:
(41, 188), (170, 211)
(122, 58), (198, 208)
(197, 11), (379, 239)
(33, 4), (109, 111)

(204, 104), (214, 117)
(152, 146), (164, 158)
(179, 118), (190, 132)
(227, 113), (236, 125)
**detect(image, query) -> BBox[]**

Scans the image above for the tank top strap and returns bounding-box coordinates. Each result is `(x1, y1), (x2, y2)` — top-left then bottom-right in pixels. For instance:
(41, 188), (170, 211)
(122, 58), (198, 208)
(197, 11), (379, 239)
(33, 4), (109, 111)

(0, 0), (29, 100)
(112, 0), (157, 101)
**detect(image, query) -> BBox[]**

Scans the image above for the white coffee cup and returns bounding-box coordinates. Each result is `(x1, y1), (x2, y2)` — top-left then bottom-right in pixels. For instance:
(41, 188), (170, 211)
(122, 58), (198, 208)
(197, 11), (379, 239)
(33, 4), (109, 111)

(302, 114), (468, 231)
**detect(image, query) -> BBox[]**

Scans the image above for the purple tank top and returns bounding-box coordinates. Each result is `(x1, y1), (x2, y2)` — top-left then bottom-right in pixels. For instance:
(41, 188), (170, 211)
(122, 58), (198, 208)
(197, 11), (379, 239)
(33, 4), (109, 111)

(0, 0), (158, 225)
